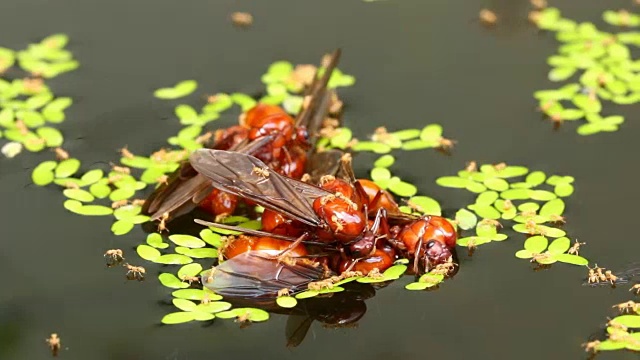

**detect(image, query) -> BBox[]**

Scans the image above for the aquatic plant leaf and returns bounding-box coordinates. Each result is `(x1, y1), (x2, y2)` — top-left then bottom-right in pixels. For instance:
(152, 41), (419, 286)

(554, 183), (574, 197)
(155, 254), (193, 265)
(549, 67), (576, 81)
(407, 196), (441, 215)
(524, 236), (548, 253)
(193, 312), (216, 321)
(500, 189), (530, 200)
(401, 139), (436, 150)
(89, 183), (111, 198)
(175, 247), (217, 259)
(383, 264), (407, 279)
(55, 158), (80, 178)
(391, 129), (420, 140)
(538, 225), (566, 238)
(371, 167), (391, 182)
(515, 250), (534, 259)
(529, 190), (557, 201)
(111, 219), (134, 235)
(330, 128), (352, 148)
(548, 237), (571, 255)
(352, 141), (391, 154)
(216, 308), (269, 322)
(554, 253), (588, 266)
(295, 290), (320, 299)
(36, 127), (63, 147)
(596, 339), (626, 351)
(496, 166), (529, 178)
(573, 94), (601, 113)
(199, 229), (222, 248)
(419, 273), (445, 285)
(276, 296), (298, 308)
(147, 233), (169, 249)
(62, 189), (94, 202)
(466, 181), (487, 193)
(388, 180), (417, 197)
(161, 312), (196, 324)
(196, 302), (232, 313)
(136, 244), (161, 261)
(159, 273), (189, 289)
(518, 202), (540, 212)
(172, 298), (198, 312)
(178, 264), (203, 279)
(456, 236), (491, 247)
(154, 80), (197, 99)
(405, 282), (429, 290)
(611, 315), (640, 328)
(109, 187), (135, 202)
(455, 209), (477, 230)
(539, 198), (565, 217)
(484, 177), (509, 191)
(113, 205), (141, 220)
(468, 205), (501, 220)
(419, 124), (442, 142)
(436, 176), (468, 188)
(70, 203), (112, 216)
(202, 93), (233, 113)
(476, 191), (499, 206)
(32, 161), (57, 185)
(230, 93), (257, 111)
(525, 171), (546, 187)
(169, 234), (206, 248)
(374, 155), (394, 168)
(80, 169), (103, 185)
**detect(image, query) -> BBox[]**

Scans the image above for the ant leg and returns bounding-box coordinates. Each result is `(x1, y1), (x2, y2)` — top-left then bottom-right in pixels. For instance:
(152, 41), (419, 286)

(344, 258), (361, 273)
(264, 232), (310, 261)
(412, 238), (423, 275)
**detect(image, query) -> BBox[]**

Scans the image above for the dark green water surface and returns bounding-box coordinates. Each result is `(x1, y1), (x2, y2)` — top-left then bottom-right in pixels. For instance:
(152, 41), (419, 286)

(1, 0), (640, 359)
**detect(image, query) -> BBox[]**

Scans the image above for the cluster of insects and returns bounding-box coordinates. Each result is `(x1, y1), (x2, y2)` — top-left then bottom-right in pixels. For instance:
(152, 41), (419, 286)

(104, 249), (146, 281)
(139, 49), (460, 299)
(586, 264), (618, 286)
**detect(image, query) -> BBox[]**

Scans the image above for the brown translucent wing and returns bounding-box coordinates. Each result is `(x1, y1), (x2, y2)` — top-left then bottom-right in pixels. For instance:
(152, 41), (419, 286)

(305, 149), (344, 184)
(190, 149), (331, 226)
(294, 49), (341, 129)
(202, 250), (326, 298)
(144, 136), (274, 221)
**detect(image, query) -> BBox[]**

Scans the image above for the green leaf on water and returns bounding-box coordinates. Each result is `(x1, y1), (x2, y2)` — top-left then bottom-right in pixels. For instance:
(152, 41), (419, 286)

(371, 167), (391, 182)
(276, 296), (298, 308)
(610, 315), (640, 328)
(199, 229), (222, 248)
(401, 139), (437, 150)
(109, 187), (135, 202)
(159, 273), (189, 289)
(155, 254), (193, 265)
(549, 67), (576, 81)
(80, 169), (104, 185)
(526, 171), (546, 187)
(351, 141), (391, 154)
(573, 94), (601, 113)
(172, 288), (222, 301)
(496, 166), (529, 178)
(518, 202), (540, 212)
(36, 127), (63, 147)
(161, 312), (196, 325)
(388, 180), (417, 197)
(168, 234), (206, 248)
(405, 282), (429, 290)
(195, 301), (232, 313)
(539, 198), (565, 217)
(62, 188), (94, 202)
(529, 190), (557, 201)
(172, 298), (198, 312)
(175, 247), (218, 259)
(32, 161), (57, 186)
(476, 191), (499, 206)
(555, 253), (588, 266)
(554, 183), (574, 197)
(419, 124), (442, 142)
(515, 249), (534, 259)
(468, 205), (501, 220)
(500, 189), (531, 200)
(216, 308), (269, 322)
(374, 155), (395, 168)
(524, 236), (548, 253)
(407, 196), (441, 216)
(154, 80), (197, 99)
(178, 263), (203, 279)
(548, 237), (571, 255)
(436, 176), (468, 188)
(230, 93), (257, 111)
(111, 219), (134, 235)
(329, 128), (352, 148)
(137, 244), (161, 261)
(55, 158), (80, 178)
(147, 233), (169, 249)
(484, 177), (509, 191)
(89, 183), (111, 199)
(455, 209), (477, 230)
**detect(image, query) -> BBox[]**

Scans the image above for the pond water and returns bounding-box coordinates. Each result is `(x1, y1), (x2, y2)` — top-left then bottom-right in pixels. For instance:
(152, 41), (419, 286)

(1, 0), (640, 359)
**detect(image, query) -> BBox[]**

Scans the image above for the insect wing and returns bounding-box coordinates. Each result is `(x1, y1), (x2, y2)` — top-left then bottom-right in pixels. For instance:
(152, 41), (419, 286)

(190, 149), (331, 226)
(203, 250), (326, 298)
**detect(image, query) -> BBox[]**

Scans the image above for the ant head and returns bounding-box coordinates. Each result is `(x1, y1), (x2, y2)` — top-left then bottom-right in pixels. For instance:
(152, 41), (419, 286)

(421, 239), (453, 272)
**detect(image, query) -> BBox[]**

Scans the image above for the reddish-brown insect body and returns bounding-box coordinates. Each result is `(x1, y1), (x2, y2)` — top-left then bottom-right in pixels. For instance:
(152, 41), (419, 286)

(356, 179), (400, 214)
(198, 188), (239, 216)
(339, 247), (396, 275)
(260, 209), (307, 237)
(313, 195), (366, 242)
(222, 235), (308, 260)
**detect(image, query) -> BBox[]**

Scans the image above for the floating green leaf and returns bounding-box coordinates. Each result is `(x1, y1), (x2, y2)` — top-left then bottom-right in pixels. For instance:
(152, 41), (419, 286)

(32, 161), (57, 186)
(161, 312), (196, 325)
(154, 80), (198, 99)
(62, 188), (94, 202)
(276, 296), (298, 308)
(159, 273), (189, 289)
(111, 219), (134, 235)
